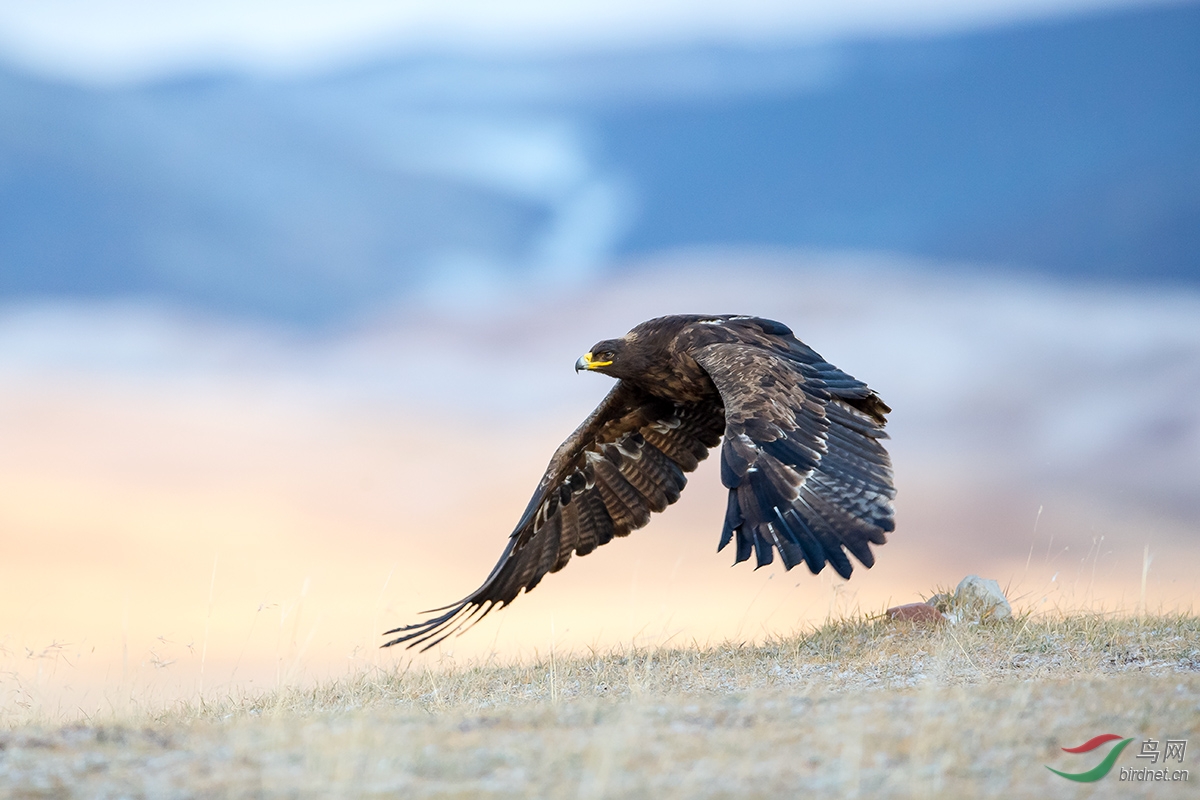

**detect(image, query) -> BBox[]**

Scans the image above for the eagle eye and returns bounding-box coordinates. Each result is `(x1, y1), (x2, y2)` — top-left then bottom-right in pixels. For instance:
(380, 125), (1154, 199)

(599, 350), (615, 361)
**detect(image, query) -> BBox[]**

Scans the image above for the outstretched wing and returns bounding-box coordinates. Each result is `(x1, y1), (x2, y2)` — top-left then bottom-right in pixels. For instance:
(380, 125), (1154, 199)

(693, 337), (894, 579)
(383, 381), (724, 650)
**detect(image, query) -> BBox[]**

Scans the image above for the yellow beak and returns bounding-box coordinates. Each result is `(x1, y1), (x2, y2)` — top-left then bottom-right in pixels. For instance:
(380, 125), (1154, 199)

(575, 352), (613, 372)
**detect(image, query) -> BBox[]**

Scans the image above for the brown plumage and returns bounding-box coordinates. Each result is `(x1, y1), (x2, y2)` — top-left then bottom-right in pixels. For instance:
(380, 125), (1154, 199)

(383, 314), (895, 650)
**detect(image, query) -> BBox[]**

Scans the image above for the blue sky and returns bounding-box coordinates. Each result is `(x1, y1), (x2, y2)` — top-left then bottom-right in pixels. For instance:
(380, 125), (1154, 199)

(0, 0), (1178, 82)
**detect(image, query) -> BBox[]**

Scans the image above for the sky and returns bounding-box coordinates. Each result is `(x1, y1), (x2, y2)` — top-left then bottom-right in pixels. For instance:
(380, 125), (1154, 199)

(1, 0), (1195, 720)
(0, 0), (1180, 83)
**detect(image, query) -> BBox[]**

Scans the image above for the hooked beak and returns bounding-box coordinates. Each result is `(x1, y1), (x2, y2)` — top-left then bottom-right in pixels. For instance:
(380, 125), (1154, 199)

(575, 352), (612, 372)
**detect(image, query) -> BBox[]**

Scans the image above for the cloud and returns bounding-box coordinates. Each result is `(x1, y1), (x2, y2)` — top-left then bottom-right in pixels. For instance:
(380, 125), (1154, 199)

(0, 0), (1174, 83)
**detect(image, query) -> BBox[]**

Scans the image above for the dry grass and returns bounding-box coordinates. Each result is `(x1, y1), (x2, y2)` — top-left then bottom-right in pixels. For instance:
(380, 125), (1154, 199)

(2, 612), (1198, 798)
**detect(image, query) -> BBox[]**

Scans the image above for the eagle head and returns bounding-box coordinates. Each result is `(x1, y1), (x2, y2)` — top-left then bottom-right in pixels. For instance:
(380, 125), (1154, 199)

(575, 338), (626, 375)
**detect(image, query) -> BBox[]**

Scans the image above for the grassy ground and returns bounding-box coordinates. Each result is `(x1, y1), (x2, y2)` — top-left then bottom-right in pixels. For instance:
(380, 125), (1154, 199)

(1, 612), (1198, 798)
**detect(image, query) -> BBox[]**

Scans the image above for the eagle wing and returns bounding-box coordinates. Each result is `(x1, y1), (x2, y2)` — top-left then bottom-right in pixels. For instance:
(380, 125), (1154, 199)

(692, 336), (895, 578)
(383, 381), (724, 650)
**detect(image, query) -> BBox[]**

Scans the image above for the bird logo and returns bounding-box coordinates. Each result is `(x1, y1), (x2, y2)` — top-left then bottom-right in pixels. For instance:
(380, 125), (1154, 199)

(1046, 734), (1134, 782)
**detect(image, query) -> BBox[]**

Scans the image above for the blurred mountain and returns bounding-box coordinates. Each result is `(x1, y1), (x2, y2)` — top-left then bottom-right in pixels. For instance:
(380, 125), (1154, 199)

(1, 3), (1197, 323)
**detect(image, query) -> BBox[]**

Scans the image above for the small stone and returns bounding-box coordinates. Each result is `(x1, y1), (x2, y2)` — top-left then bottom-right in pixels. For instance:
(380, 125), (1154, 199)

(953, 575), (1013, 621)
(886, 602), (945, 624)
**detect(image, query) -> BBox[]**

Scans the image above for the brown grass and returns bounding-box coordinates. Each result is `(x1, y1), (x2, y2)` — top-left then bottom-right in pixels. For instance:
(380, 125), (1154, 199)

(1, 612), (1198, 798)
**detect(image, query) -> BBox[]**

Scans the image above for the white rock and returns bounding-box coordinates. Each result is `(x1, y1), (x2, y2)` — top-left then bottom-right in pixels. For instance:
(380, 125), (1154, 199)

(953, 575), (1013, 621)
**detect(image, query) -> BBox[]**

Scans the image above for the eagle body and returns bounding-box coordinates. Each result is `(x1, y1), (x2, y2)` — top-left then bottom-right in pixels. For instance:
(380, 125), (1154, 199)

(384, 314), (895, 650)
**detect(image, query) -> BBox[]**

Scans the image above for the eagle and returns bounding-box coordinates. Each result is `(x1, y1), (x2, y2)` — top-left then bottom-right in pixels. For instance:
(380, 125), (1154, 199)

(383, 314), (895, 650)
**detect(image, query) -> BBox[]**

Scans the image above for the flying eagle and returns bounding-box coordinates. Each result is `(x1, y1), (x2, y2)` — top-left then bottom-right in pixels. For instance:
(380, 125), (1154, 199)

(383, 314), (895, 650)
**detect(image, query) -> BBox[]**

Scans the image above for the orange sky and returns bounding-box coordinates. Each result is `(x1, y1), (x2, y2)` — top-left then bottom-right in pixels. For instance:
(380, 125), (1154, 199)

(2, 257), (1197, 720)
